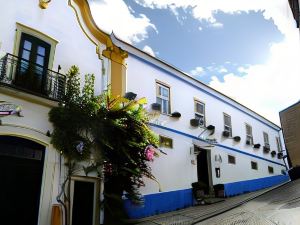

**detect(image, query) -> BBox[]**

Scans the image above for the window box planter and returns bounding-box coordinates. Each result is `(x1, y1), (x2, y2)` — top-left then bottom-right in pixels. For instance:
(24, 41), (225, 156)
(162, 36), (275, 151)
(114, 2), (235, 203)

(222, 130), (230, 137)
(253, 143), (261, 149)
(263, 146), (270, 153)
(171, 111), (181, 118)
(124, 92), (137, 100)
(271, 150), (276, 157)
(151, 103), (161, 111)
(277, 152), (283, 159)
(233, 136), (241, 142)
(190, 118), (200, 127)
(206, 125), (215, 135)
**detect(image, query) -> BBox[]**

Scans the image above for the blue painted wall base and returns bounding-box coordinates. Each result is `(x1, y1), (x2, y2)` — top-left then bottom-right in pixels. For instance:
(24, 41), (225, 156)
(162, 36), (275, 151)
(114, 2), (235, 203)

(124, 188), (193, 219)
(224, 175), (290, 197)
(124, 175), (290, 219)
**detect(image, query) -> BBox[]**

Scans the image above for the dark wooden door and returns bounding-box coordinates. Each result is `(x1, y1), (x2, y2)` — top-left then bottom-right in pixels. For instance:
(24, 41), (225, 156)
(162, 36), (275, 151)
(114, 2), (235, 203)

(0, 136), (45, 225)
(16, 33), (50, 93)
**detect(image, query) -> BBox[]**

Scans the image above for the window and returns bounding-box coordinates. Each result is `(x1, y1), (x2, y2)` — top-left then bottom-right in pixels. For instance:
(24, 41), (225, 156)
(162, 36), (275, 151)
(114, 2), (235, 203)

(15, 33), (51, 92)
(245, 124), (253, 145)
(195, 101), (205, 126)
(228, 155), (236, 164)
(268, 166), (274, 174)
(156, 82), (170, 114)
(223, 113), (232, 137)
(159, 135), (173, 148)
(263, 132), (270, 148)
(276, 137), (282, 152)
(251, 161), (258, 170)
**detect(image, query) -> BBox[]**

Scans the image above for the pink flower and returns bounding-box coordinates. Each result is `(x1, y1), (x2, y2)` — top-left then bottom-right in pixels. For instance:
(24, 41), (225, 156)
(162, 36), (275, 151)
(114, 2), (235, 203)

(145, 145), (155, 161)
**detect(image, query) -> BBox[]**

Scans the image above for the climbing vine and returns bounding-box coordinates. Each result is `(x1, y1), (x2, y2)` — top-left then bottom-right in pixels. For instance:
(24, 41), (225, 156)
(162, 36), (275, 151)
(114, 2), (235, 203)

(49, 65), (159, 224)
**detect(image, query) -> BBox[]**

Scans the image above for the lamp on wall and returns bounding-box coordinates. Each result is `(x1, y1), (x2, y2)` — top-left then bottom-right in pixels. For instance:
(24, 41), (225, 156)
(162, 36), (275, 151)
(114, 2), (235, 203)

(39, 0), (51, 9)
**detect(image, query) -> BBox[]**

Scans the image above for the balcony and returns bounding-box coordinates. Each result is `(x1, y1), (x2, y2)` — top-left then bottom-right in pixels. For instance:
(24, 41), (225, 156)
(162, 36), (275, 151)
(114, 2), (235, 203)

(0, 53), (66, 101)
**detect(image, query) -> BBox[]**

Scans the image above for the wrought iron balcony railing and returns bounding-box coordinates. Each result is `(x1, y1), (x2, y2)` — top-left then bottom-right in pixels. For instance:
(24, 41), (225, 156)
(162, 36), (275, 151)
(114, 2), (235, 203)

(0, 53), (66, 101)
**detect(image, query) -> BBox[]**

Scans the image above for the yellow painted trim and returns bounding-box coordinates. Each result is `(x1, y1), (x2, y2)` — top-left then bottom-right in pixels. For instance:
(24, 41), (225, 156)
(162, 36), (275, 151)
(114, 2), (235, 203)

(0, 123), (50, 139)
(68, 0), (128, 95)
(0, 131), (49, 147)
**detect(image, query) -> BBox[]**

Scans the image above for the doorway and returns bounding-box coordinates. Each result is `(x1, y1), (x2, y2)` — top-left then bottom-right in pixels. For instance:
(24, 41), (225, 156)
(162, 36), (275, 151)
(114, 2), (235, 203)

(0, 136), (45, 225)
(196, 146), (212, 194)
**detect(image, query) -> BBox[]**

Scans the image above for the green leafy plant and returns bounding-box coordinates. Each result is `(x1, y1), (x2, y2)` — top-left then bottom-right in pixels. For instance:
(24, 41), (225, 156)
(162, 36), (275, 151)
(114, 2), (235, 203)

(49, 65), (159, 224)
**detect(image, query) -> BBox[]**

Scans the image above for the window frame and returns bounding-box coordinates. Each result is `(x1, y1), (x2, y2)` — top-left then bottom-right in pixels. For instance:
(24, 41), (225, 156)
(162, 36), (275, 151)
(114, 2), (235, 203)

(159, 135), (173, 149)
(223, 113), (232, 137)
(263, 132), (270, 148)
(194, 100), (206, 127)
(156, 82), (171, 115)
(276, 137), (282, 152)
(245, 123), (253, 145)
(228, 154), (236, 164)
(268, 166), (274, 174)
(70, 176), (100, 225)
(251, 161), (258, 170)
(14, 22), (58, 71)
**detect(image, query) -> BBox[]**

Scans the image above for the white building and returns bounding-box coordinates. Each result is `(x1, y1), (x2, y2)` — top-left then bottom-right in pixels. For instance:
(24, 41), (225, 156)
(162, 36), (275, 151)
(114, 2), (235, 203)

(110, 35), (289, 218)
(0, 0), (289, 223)
(0, 1), (114, 225)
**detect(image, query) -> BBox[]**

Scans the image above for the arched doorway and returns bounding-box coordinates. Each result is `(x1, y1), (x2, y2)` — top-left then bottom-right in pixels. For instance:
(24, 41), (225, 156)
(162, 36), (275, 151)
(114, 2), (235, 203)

(0, 136), (45, 225)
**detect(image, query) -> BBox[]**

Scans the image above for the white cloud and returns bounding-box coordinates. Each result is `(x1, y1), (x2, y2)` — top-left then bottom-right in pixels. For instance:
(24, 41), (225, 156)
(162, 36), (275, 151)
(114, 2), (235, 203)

(143, 45), (156, 56)
(209, 34), (300, 125)
(133, 0), (294, 35)
(135, 0), (299, 125)
(89, 0), (157, 43)
(237, 66), (247, 73)
(190, 66), (205, 76)
(198, 26), (203, 31)
(218, 67), (228, 73)
(210, 22), (224, 28)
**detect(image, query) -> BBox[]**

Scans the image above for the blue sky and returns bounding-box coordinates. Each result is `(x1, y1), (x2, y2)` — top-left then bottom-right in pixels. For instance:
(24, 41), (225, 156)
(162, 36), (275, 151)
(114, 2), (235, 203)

(90, 0), (300, 124)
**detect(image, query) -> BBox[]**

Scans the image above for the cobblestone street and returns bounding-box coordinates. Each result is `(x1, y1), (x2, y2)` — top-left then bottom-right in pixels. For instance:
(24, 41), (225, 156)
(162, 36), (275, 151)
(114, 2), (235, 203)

(196, 179), (300, 225)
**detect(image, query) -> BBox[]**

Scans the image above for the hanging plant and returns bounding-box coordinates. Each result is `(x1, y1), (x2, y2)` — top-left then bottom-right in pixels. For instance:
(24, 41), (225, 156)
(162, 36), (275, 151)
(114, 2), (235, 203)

(49, 65), (159, 224)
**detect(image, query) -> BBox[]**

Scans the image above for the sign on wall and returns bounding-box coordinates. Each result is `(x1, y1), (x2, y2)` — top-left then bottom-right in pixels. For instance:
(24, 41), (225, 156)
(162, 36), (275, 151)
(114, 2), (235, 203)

(0, 101), (22, 117)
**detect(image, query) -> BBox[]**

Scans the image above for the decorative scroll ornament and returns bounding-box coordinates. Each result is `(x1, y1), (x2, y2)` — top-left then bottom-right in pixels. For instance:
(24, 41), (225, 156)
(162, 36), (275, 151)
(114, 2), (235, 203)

(39, 0), (51, 9)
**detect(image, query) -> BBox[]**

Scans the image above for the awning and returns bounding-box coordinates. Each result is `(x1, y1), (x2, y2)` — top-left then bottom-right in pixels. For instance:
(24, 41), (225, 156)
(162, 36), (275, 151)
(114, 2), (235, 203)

(192, 139), (215, 150)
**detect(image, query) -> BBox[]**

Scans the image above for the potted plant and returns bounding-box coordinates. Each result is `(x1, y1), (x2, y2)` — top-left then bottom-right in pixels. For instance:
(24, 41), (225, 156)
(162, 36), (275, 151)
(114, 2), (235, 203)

(190, 118), (200, 127)
(277, 152), (283, 159)
(263, 145), (270, 153)
(271, 150), (276, 157)
(253, 143), (261, 149)
(151, 103), (161, 111)
(233, 136), (241, 142)
(222, 130), (230, 137)
(171, 111), (181, 118)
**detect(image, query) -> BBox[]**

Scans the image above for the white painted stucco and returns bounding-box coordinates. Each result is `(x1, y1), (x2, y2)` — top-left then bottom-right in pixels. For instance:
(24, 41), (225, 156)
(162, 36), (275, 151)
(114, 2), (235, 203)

(125, 53), (286, 195)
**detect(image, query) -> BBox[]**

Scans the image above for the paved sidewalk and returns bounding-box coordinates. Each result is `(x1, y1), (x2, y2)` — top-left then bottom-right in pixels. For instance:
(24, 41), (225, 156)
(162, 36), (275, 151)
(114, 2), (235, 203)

(130, 182), (289, 225)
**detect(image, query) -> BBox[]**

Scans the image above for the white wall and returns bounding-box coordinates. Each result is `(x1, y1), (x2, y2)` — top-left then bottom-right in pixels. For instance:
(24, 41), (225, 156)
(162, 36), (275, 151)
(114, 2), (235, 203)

(0, 0), (107, 94)
(126, 54), (286, 195)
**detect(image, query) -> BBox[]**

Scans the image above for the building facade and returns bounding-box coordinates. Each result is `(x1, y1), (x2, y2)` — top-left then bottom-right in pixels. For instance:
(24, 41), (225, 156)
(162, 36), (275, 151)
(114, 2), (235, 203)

(280, 101), (300, 180)
(0, 0), (290, 224)
(110, 35), (289, 218)
(0, 1), (115, 225)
